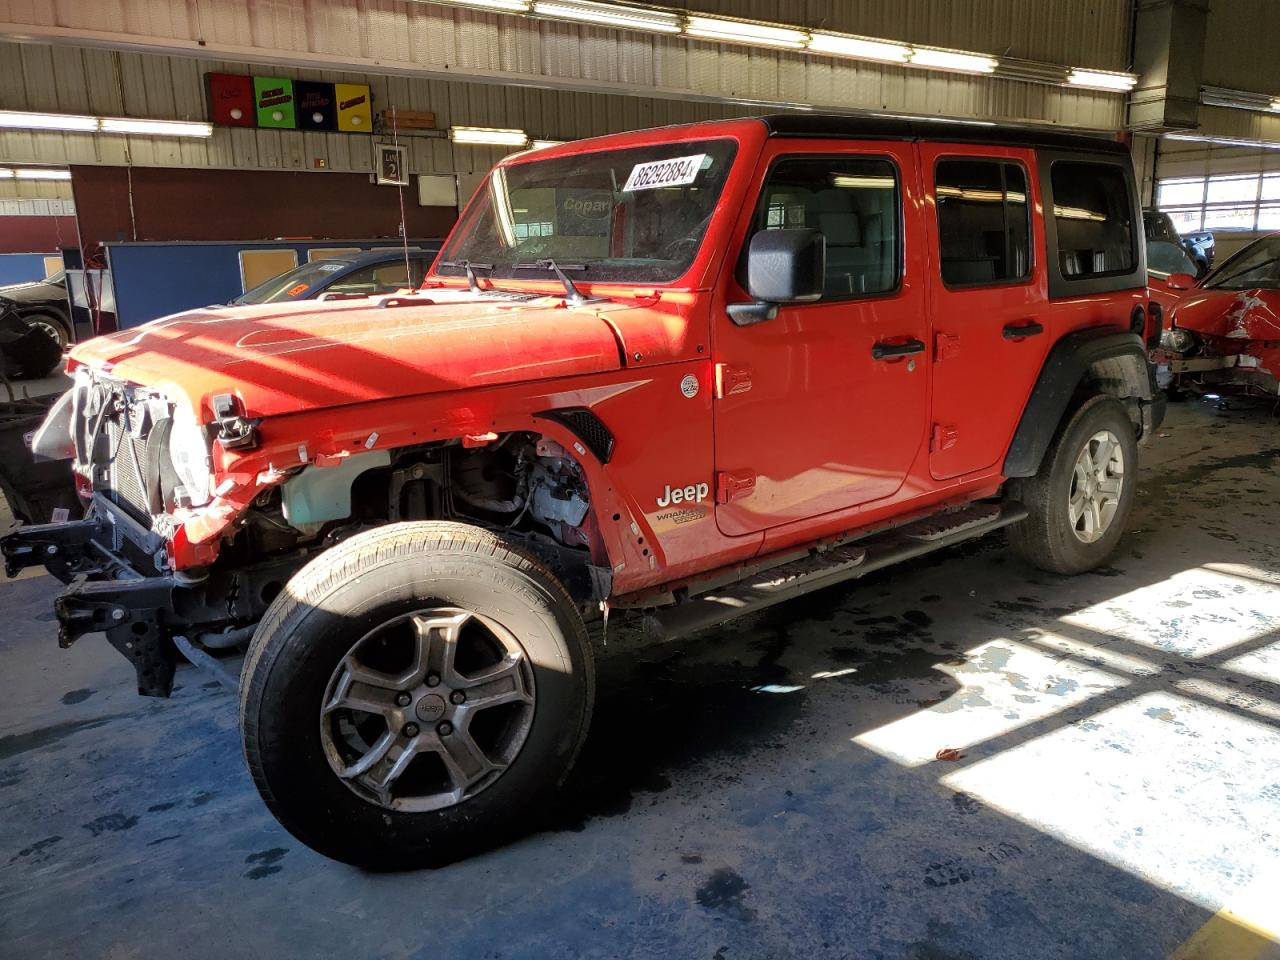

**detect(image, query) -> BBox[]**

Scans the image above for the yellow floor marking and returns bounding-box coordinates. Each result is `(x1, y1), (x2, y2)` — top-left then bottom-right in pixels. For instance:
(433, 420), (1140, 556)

(1173, 905), (1280, 960)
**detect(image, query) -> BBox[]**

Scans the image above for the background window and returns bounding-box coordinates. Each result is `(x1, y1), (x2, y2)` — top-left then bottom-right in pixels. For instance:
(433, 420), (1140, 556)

(935, 159), (1031, 286)
(1051, 162), (1135, 278)
(1156, 173), (1275, 232)
(744, 157), (899, 299)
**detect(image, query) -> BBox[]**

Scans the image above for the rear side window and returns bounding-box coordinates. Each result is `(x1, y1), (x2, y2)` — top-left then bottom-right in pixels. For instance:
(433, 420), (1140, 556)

(935, 159), (1031, 286)
(1051, 161), (1135, 279)
(743, 156), (900, 300)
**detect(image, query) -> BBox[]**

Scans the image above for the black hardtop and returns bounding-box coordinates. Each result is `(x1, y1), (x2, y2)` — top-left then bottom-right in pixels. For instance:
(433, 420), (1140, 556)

(758, 113), (1128, 156)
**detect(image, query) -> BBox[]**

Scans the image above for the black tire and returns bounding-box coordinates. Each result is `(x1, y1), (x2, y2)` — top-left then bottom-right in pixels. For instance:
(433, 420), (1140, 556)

(25, 312), (70, 351)
(1005, 394), (1138, 576)
(240, 521), (594, 869)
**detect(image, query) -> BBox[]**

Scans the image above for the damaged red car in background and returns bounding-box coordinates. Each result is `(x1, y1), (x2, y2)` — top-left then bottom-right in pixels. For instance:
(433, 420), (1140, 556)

(1157, 232), (1280, 397)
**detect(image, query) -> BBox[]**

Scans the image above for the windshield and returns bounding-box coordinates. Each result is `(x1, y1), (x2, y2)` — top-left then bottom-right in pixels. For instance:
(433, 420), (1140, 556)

(234, 259), (354, 305)
(1147, 239), (1197, 277)
(1203, 235), (1280, 290)
(436, 138), (738, 285)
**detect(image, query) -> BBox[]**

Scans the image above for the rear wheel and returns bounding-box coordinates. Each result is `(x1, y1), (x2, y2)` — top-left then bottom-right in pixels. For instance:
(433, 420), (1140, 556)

(240, 521), (594, 868)
(1005, 394), (1138, 575)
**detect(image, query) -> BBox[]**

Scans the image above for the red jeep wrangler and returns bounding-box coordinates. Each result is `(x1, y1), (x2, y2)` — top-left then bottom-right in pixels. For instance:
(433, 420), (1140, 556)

(2, 115), (1163, 867)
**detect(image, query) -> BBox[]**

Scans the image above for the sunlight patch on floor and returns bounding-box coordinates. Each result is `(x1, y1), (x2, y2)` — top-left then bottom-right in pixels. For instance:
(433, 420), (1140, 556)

(1061, 568), (1280, 659)
(851, 637), (1127, 766)
(941, 691), (1280, 919)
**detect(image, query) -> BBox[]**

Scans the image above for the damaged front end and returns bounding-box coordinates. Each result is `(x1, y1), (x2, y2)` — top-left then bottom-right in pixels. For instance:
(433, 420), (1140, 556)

(1159, 288), (1280, 398)
(1, 367), (298, 696)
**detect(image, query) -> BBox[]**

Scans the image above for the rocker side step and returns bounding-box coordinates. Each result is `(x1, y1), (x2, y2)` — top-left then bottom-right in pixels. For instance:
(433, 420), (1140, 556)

(641, 502), (1028, 644)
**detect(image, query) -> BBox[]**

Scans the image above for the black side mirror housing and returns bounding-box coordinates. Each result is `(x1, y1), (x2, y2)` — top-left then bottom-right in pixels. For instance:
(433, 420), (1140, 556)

(728, 229), (826, 326)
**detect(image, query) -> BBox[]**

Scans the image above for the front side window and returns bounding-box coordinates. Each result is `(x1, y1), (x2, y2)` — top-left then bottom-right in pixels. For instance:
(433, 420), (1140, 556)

(1051, 161), (1135, 279)
(935, 159), (1031, 286)
(742, 156), (900, 299)
(436, 139), (738, 285)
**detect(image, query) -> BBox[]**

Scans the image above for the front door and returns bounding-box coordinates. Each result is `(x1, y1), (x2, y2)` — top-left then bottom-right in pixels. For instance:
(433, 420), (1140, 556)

(920, 145), (1050, 480)
(712, 141), (929, 537)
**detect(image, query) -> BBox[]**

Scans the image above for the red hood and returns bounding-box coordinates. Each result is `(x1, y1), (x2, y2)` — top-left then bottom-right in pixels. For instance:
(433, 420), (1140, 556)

(69, 291), (628, 421)
(1171, 287), (1280, 342)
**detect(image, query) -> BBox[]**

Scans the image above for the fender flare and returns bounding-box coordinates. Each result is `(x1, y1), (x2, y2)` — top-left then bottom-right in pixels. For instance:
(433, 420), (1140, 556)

(1003, 327), (1161, 479)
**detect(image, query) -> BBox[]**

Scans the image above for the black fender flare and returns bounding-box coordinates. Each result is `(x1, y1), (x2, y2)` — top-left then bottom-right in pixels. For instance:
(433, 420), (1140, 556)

(1003, 327), (1162, 478)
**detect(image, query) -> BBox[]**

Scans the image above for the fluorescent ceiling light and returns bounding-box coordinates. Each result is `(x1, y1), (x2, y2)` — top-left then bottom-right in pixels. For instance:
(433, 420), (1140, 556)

(831, 175), (896, 189)
(0, 109), (211, 137)
(808, 32), (910, 63)
(530, 139), (566, 150)
(0, 110), (98, 132)
(533, 0), (680, 32)
(909, 48), (998, 74)
(99, 117), (213, 137)
(12, 168), (71, 180)
(684, 15), (807, 50)
(1067, 68), (1138, 92)
(439, 0), (531, 10)
(450, 125), (529, 146)
(1271, 99), (1280, 112)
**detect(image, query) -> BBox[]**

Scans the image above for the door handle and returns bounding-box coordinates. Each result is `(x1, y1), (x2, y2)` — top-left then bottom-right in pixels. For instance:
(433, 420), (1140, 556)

(871, 339), (925, 361)
(1003, 321), (1044, 340)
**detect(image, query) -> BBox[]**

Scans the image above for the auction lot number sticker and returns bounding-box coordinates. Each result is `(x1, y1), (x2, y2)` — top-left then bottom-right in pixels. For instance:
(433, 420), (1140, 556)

(623, 154), (707, 192)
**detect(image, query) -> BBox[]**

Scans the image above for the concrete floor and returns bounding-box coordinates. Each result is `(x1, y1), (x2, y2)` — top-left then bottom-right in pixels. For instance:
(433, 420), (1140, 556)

(3, 396), (1280, 960)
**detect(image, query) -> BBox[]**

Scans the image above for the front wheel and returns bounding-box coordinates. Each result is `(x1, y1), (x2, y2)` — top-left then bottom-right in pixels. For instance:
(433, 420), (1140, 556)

(1005, 394), (1138, 575)
(239, 522), (594, 868)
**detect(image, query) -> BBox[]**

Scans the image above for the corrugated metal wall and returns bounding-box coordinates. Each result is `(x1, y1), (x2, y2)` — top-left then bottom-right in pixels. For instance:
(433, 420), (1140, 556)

(0, 1), (1129, 183)
(0, 179), (74, 201)
(0, 37), (1125, 183)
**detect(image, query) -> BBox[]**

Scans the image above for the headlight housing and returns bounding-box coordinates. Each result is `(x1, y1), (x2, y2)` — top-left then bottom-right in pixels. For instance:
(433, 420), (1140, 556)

(167, 413), (213, 507)
(1161, 327), (1198, 355)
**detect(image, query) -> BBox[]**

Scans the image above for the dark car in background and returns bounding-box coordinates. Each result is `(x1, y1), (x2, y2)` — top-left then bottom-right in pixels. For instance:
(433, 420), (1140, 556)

(1144, 209), (1214, 276)
(0, 270), (73, 349)
(231, 248), (439, 305)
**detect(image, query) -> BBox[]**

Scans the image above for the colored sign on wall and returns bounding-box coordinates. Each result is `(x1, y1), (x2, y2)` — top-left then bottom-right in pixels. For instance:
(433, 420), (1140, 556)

(206, 73), (255, 127)
(206, 73), (372, 135)
(295, 80), (337, 132)
(254, 77), (296, 129)
(335, 83), (373, 132)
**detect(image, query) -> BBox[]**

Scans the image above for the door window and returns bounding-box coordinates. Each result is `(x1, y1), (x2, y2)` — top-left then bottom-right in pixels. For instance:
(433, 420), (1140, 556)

(935, 159), (1031, 286)
(741, 157), (900, 300)
(1050, 161), (1136, 279)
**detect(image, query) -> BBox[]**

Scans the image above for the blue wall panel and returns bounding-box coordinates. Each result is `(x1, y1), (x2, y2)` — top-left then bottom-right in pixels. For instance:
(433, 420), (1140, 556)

(105, 240), (439, 328)
(0, 253), (54, 286)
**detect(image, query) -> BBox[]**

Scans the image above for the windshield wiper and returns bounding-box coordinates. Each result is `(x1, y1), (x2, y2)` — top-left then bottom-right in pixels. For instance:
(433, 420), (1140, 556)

(438, 259), (494, 293)
(513, 259), (602, 304)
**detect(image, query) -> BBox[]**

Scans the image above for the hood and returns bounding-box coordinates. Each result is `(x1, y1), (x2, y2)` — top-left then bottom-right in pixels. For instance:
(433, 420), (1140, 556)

(0, 279), (63, 305)
(69, 290), (629, 421)
(1172, 288), (1280, 343)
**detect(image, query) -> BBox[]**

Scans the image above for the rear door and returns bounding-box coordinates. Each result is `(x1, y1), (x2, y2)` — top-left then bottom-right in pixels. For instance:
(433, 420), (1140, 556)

(921, 145), (1049, 480)
(712, 140), (929, 537)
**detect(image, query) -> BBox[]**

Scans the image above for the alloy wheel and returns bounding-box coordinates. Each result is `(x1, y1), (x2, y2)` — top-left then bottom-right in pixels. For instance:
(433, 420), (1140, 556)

(1067, 429), (1125, 544)
(319, 607), (535, 812)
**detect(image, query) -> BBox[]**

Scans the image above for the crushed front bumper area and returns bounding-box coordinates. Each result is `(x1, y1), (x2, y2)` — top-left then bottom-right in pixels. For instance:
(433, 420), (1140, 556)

(2, 499), (302, 698)
(2, 514), (181, 696)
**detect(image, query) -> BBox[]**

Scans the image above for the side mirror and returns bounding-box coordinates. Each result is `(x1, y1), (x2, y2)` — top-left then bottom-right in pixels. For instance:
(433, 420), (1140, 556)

(728, 228), (825, 326)
(1165, 272), (1197, 291)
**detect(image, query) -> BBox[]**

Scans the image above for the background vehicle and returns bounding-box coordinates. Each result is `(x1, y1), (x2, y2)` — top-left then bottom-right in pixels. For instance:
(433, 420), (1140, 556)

(1157, 232), (1280, 397)
(1145, 239), (1198, 317)
(1144, 209), (1214, 276)
(231, 248), (438, 305)
(0, 270), (73, 350)
(2, 115), (1162, 869)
